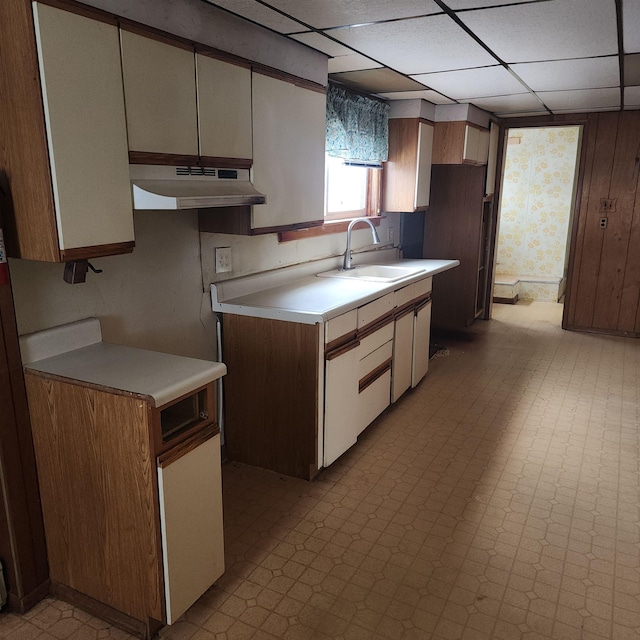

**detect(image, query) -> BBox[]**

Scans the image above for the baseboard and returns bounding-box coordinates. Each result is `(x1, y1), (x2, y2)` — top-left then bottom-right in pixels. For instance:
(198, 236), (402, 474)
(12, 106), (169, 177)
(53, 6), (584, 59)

(50, 582), (163, 639)
(7, 578), (50, 613)
(493, 295), (519, 305)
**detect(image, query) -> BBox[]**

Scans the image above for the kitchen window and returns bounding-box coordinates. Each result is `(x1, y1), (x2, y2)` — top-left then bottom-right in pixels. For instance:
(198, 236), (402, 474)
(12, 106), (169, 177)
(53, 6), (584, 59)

(324, 155), (381, 221)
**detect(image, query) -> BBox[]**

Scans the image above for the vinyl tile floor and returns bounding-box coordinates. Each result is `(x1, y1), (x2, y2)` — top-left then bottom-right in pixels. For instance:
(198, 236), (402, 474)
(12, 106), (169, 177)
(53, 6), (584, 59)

(2, 302), (639, 640)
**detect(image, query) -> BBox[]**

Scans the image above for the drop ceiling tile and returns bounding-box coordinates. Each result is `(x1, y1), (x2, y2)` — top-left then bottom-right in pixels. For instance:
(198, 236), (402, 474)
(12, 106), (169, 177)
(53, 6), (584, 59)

(512, 57), (620, 92)
(625, 54), (640, 86)
(411, 65), (527, 99)
(538, 87), (620, 111)
(463, 93), (545, 113)
(291, 32), (353, 57)
(623, 2), (640, 53)
(266, 0), (441, 29)
(624, 86), (640, 106)
(205, 0), (302, 33)
(446, 0), (541, 8)
(377, 90), (455, 104)
(553, 106), (620, 114)
(329, 54), (383, 74)
(459, 1), (618, 63)
(329, 68), (427, 93)
(330, 14), (496, 75)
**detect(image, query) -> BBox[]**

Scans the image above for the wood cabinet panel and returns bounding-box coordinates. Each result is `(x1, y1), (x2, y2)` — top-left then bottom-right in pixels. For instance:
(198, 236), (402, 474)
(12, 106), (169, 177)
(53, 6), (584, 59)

(383, 119), (434, 212)
(565, 112), (640, 335)
(121, 29), (198, 156)
(424, 165), (486, 328)
(24, 374), (163, 622)
(196, 54), (252, 161)
(0, 0), (59, 261)
(222, 314), (319, 479)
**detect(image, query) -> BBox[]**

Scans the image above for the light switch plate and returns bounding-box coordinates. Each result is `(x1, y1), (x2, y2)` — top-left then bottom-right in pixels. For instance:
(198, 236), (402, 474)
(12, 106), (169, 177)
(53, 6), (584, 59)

(215, 247), (232, 273)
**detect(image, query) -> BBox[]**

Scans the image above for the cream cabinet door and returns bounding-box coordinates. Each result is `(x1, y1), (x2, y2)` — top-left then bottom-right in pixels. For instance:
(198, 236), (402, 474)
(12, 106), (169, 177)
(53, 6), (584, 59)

(324, 346), (359, 467)
(411, 300), (432, 387)
(251, 73), (325, 230)
(157, 434), (224, 624)
(476, 129), (490, 165)
(415, 122), (434, 208)
(33, 3), (133, 251)
(121, 30), (198, 156)
(392, 311), (414, 402)
(196, 54), (252, 160)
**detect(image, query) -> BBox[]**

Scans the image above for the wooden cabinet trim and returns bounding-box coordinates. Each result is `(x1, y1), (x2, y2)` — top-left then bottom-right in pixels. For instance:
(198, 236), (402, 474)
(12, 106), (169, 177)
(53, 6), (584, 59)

(157, 423), (219, 468)
(35, 0), (117, 25)
(199, 156), (252, 169)
(357, 311), (394, 340)
(358, 358), (392, 393)
(60, 241), (135, 262)
(23, 367), (154, 405)
(129, 151), (199, 166)
(414, 296), (432, 315)
(195, 44), (251, 69)
(252, 219), (325, 236)
(325, 337), (360, 361)
(251, 64), (326, 94)
(118, 19), (194, 51)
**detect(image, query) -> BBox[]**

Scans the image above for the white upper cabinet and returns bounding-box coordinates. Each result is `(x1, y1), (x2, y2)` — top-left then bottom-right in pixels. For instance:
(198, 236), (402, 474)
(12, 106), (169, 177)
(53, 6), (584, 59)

(33, 2), (134, 252)
(120, 30), (198, 156)
(251, 73), (325, 230)
(196, 54), (252, 161)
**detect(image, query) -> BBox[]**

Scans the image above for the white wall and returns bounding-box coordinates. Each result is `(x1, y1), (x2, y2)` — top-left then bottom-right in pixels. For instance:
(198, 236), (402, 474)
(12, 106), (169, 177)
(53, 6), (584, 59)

(10, 212), (216, 359)
(200, 218), (400, 286)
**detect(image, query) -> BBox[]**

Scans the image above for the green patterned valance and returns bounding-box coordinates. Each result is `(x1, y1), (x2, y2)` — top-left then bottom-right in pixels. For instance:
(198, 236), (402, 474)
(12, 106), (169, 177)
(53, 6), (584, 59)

(326, 83), (389, 164)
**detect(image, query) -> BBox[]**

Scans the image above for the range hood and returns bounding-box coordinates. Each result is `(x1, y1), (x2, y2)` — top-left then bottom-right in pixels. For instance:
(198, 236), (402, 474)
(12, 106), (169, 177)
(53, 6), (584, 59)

(130, 165), (266, 210)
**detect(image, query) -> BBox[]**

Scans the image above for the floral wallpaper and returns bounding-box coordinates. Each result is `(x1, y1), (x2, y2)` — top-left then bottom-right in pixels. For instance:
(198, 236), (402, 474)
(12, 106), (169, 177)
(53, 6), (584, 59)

(495, 126), (580, 300)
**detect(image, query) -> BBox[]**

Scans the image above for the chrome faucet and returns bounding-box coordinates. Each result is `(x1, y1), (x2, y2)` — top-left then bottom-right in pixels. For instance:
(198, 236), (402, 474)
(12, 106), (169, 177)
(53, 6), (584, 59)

(342, 217), (381, 270)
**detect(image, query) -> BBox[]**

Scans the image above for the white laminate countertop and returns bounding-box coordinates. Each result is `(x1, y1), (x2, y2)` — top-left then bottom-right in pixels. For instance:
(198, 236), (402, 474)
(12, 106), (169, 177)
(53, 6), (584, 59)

(211, 259), (459, 324)
(24, 341), (227, 408)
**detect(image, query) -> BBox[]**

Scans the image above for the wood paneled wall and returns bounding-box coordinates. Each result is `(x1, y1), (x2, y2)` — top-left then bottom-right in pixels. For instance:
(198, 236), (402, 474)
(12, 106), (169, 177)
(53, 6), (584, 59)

(565, 112), (640, 336)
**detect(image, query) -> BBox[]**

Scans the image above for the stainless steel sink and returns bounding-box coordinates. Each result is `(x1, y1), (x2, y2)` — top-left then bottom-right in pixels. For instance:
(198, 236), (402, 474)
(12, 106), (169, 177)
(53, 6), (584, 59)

(316, 264), (424, 283)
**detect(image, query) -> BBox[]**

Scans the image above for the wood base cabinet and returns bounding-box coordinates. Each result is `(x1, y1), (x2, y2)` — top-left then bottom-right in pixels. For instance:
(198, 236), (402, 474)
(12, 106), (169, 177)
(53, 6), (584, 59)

(24, 374), (223, 638)
(222, 277), (434, 477)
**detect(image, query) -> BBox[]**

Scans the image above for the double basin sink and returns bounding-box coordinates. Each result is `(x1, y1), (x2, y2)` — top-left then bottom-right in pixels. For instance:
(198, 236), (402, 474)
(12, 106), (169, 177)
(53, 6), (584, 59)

(316, 264), (425, 283)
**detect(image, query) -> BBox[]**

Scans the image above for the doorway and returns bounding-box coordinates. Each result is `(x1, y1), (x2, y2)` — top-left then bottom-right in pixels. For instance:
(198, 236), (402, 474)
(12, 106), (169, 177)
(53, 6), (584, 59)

(492, 126), (582, 312)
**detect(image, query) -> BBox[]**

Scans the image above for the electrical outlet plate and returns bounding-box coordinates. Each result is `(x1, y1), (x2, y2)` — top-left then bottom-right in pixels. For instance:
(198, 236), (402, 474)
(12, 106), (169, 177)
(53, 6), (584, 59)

(215, 247), (232, 273)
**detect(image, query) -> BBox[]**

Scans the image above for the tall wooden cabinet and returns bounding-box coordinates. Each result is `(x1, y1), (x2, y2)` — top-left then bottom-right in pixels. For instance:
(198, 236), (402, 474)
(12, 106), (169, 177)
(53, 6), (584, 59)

(424, 165), (489, 329)
(0, 0), (135, 262)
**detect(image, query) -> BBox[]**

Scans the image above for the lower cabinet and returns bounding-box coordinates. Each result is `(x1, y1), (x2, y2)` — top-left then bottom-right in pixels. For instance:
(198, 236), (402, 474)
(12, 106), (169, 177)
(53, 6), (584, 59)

(223, 276), (434, 478)
(24, 375), (224, 637)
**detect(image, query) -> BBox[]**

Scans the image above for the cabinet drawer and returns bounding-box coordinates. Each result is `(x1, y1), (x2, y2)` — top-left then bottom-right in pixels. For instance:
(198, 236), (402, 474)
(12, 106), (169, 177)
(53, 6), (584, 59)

(393, 283), (416, 309)
(359, 321), (394, 359)
(359, 338), (393, 379)
(414, 276), (433, 299)
(325, 309), (357, 344)
(357, 293), (394, 329)
(357, 369), (391, 431)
